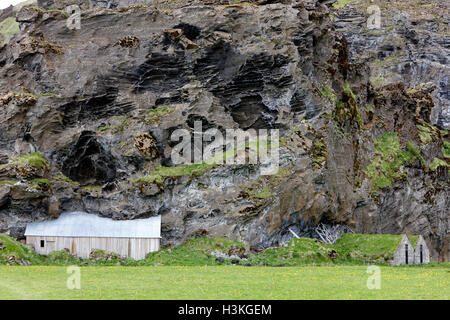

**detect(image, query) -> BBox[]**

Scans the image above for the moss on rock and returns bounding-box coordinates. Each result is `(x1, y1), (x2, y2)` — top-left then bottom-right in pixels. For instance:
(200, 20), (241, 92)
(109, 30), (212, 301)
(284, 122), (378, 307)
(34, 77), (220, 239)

(0, 17), (20, 46)
(442, 141), (450, 159)
(364, 133), (422, 191)
(428, 158), (448, 171)
(146, 105), (175, 123)
(0, 152), (49, 174)
(133, 162), (215, 187)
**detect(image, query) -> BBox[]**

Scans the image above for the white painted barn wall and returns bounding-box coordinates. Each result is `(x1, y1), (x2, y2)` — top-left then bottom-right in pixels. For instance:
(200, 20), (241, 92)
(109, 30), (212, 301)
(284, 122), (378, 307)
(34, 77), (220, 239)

(26, 236), (160, 260)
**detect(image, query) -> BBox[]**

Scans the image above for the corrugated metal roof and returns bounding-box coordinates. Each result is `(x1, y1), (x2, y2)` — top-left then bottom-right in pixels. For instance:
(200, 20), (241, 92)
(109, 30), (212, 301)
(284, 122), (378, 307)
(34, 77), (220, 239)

(25, 212), (161, 238)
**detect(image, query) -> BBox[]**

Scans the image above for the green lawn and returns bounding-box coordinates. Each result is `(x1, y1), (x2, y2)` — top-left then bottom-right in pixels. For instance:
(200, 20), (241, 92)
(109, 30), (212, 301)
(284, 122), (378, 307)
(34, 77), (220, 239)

(0, 266), (448, 299)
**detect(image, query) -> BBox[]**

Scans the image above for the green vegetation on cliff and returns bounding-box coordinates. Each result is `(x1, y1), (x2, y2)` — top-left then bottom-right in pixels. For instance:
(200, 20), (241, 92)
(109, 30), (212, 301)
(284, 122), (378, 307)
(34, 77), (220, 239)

(132, 162), (215, 186)
(311, 140), (327, 168)
(29, 178), (52, 190)
(364, 133), (422, 191)
(0, 17), (19, 46)
(22, 5), (68, 18)
(97, 117), (132, 134)
(319, 84), (336, 104)
(442, 141), (450, 158)
(429, 158), (449, 171)
(54, 173), (80, 186)
(146, 105), (175, 123)
(0, 180), (17, 187)
(333, 0), (353, 9)
(417, 122), (438, 144)
(0, 152), (49, 171)
(333, 82), (363, 130)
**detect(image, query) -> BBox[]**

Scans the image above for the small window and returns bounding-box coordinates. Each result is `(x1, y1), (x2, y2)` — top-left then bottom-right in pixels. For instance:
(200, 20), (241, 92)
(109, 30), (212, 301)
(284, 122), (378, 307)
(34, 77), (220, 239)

(40, 240), (45, 248)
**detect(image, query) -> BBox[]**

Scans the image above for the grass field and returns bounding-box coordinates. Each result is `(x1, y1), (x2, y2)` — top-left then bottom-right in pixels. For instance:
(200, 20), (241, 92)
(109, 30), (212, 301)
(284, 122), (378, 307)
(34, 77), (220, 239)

(1, 235), (448, 299)
(0, 265), (448, 300)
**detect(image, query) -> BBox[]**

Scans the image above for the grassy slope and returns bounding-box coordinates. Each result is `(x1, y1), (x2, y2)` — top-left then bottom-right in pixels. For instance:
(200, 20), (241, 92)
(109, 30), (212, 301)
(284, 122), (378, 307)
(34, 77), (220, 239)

(332, 234), (419, 254)
(0, 234), (126, 266)
(0, 234), (44, 265)
(0, 265), (448, 299)
(247, 238), (335, 266)
(137, 238), (245, 266)
(334, 234), (403, 255)
(247, 235), (426, 266)
(1, 234), (446, 267)
(0, 234), (247, 266)
(408, 235), (419, 248)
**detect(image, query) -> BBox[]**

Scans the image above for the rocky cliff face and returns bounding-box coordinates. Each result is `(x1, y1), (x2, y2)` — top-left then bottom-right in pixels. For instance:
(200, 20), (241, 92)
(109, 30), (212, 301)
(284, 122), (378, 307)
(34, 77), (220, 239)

(334, 0), (449, 128)
(0, 0), (448, 260)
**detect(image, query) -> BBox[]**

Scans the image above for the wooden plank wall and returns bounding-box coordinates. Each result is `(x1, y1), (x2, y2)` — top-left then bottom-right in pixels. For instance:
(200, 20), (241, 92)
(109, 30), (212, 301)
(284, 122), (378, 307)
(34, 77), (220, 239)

(26, 236), (160, 260)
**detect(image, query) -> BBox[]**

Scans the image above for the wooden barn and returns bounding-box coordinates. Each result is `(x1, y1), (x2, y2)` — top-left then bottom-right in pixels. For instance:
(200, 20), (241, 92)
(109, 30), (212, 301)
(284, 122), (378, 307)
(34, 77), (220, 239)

(24, 212), (161, 260)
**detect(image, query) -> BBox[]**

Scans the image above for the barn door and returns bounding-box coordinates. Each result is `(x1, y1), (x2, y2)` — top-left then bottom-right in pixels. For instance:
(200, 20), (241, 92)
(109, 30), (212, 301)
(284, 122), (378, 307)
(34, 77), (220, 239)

(405, 244), (408, 264)
(45, 237), (56, 254)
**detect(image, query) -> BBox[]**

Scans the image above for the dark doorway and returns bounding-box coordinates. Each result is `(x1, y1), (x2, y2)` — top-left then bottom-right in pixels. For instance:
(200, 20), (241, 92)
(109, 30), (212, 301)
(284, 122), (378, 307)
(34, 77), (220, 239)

(405, 244), (408, 264)
(420, 244), (423, 264)
(40, 240), (45, 248)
